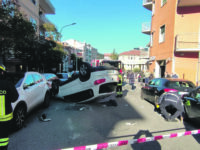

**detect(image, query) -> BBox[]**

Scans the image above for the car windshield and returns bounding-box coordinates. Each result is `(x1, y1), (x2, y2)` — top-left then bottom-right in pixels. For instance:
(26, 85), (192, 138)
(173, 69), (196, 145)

(43, 74), (56, 80)
(167, 81), (195, 89)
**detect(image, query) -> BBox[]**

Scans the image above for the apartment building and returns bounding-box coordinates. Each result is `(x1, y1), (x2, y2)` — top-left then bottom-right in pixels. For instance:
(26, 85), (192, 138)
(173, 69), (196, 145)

(64, 39), (98, 64)
(118, 49), (149, 71)
(142, 0), (200, 84)
(1, 0), (55, 71)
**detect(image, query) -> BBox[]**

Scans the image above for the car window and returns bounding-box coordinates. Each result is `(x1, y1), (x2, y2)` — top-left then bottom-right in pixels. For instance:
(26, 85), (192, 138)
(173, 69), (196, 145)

(195, 89), (200, 99)
(63, 74), (68, 79)
(168, 81), (180, 88)
(15, 78), (24, 88)
(179, 81), (195, 88)
(33, 74), (43, 83)
(24, 75), (35, 87)
(149, 79), (157, 85)
(155, 79), (161, 86)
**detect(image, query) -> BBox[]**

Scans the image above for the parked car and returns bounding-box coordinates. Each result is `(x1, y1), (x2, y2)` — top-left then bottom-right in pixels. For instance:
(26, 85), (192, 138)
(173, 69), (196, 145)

(182, 86), (200, 119)
(42, 73), (61, 96)
(55, 62), (119, 103)
(6, 72), (51, 129)
(56, 73), (69, 82)
(141, 78), (196, 105)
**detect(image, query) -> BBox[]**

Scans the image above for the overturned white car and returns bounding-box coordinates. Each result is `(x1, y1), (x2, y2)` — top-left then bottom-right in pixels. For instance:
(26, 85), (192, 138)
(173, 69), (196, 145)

(55, 62), (119, 103)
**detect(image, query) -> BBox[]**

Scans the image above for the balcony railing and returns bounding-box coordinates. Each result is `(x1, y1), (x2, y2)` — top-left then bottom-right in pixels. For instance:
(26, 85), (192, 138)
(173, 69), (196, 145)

(142, 22), (151, 35)
(176, 33), (200, 51)
(39, 14), (50, 24)
(39, 0), (55, 14)
(143, 0), (152, 11)
(178, 0), (200, 7)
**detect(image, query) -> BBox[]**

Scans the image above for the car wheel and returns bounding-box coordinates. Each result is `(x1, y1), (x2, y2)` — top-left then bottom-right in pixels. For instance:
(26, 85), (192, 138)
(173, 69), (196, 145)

(43, 92), (51, 108)
(13, 104), (26, 130)
(79, 62), (91, 82)
(52, 81), (59, 96)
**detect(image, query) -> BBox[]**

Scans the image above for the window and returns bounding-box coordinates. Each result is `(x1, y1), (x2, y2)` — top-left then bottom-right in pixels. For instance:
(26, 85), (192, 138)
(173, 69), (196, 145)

(150, 32), (154, 47)
(31, 0), (37, 5)
(33, 74), (43, 84)
(152, 1), (155, 16)
(161, 0), (167, 7)
(155, 79), (161, 86)
(24, 75), (35, 88)
(159, 25), (165, 43)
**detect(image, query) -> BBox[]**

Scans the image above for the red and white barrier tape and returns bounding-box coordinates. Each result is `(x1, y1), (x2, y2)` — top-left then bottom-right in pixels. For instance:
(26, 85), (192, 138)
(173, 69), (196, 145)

(58, 129), (200, 150)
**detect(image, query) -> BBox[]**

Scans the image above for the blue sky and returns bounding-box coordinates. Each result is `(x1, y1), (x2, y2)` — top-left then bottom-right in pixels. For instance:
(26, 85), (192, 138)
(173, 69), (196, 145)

(47, 0), (151, 54)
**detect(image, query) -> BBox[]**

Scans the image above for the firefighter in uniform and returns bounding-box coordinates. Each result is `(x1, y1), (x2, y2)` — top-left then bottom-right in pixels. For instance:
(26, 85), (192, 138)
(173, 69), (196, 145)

(116, 70), (123, 97)
(157, 92), (184, 122)
(0, 64), (19, 150)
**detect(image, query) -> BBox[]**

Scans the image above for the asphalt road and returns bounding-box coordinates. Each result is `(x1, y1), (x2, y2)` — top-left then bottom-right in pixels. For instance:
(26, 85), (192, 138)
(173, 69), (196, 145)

(9, 81), (200, 150)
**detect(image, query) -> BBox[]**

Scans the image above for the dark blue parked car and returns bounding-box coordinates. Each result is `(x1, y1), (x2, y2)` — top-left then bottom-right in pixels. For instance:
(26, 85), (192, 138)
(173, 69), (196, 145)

(141, 78), (196, 105)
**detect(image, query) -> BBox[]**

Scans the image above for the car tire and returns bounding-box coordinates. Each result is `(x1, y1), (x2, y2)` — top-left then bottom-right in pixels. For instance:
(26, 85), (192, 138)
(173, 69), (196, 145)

(43, 92), (51, 108)
(13, 104), (27, 130)
(52, 81), (59, 96)
(79, 62), (91, 82)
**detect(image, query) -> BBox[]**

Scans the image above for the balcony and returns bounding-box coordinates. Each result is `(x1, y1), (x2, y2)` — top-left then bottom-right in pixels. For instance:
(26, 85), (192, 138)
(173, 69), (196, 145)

(39, 0), (55, 14)
(143, 0), (152, 11)
(178, 0), (200, 7)
(176, 33), (200, 51)
(39, 14), (50, 24)
(142, 22), (151, 35)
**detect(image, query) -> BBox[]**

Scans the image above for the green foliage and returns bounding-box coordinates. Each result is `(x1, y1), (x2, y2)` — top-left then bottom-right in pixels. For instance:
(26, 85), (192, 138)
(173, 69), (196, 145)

(0, 4), (65, 72)
(97, 53), (104, 59)
(110, 49), (118, 60)
(133, 68), (141, 73)
(41, 23), (60, 41)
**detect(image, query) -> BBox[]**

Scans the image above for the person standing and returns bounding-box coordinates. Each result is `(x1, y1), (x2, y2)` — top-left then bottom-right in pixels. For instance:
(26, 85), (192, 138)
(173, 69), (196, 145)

(0, 64), (19, 150)
(116, 71), (123, 97)
(157, 92), (184, 122)
(129, 72), (134, 89)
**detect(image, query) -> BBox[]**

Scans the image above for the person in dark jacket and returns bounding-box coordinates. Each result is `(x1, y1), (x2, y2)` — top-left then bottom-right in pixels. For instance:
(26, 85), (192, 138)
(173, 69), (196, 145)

(158, 92), (184, 122)
(0, 64), (19, 150)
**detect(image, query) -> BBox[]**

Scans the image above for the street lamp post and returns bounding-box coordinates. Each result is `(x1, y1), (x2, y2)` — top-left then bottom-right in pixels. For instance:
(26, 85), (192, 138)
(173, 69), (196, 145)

(60, 22), (76, 42)
(59, 23), (76, 73)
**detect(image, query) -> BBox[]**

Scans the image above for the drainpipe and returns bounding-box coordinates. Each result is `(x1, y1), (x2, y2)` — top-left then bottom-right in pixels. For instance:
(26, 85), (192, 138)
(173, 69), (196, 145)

(197, 52), (200, 86)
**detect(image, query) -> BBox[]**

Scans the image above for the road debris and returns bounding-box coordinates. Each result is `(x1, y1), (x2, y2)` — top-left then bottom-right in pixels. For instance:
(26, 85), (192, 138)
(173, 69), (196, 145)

(39, 113), (51, 122)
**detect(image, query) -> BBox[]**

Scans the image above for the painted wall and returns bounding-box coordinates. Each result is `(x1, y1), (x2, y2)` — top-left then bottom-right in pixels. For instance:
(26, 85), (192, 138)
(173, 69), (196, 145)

(149, 0), (177, 75)
(174, 5), (200, 84)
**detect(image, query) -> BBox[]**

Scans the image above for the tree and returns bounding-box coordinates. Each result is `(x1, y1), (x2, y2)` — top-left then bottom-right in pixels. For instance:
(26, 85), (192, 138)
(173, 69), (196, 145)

(41, 23), (60, 41)
(110, 49), (118, 60)
(0, 3), (37, 66)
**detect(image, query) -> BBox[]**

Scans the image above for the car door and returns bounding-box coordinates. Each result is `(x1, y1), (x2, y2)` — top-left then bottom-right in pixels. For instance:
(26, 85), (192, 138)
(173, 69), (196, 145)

(143, 79), (157, 102)
(22, 74), (38, 110)
(148, 79), (160, 103)
(184, 87), (200, 118)
(32, 73), (46, 105)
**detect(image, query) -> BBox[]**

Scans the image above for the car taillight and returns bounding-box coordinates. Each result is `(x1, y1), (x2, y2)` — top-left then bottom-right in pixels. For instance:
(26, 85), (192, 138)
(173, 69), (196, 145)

(94, 79), (106, 85)
(164, 88), (178, 92)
